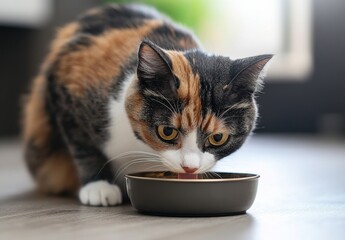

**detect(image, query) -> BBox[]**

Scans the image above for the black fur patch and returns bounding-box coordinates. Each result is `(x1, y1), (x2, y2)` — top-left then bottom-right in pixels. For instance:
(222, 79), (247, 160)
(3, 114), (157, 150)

(65, 34), (92, 52)
(184, 50), (268, 159)
(146, 24), (198, 50)
(78, 4), (159, 35)
(184, 51), (233, 114)
(46, 66), (113, 184)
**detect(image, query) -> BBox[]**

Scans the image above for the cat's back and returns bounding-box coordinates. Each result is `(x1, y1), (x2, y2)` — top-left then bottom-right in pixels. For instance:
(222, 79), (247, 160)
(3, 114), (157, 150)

(23, 4), (200, 164)
(43, 4), (199, 97)
(78, 4), (166, 35)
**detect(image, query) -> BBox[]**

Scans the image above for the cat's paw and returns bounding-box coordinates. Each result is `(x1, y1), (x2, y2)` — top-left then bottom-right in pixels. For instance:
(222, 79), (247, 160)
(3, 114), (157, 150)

(79, 180), (122, 206)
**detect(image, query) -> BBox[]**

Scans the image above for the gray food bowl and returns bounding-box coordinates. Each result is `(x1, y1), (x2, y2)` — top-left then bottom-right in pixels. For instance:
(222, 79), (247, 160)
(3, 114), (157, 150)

(125, 171), (259, 216)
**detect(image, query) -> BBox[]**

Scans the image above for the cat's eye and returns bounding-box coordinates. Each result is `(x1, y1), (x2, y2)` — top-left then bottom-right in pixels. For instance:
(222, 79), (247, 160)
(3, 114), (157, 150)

(208, 133), (229, 146)
(157, 126), (179, 141)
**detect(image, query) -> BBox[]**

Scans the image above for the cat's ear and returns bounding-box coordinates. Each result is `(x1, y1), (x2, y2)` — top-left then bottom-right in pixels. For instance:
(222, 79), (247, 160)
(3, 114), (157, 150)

(226, 54), (273, 95)
(137, 40), (177, 98)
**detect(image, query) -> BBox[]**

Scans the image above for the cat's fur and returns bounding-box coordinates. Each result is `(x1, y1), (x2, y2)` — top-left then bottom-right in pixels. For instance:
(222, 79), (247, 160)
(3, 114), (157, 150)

(23, 4), (272, 206)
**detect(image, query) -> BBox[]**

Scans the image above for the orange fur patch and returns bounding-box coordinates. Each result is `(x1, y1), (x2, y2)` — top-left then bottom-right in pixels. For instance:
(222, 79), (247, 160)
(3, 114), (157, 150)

(166, 51), (202, 131)
(126, 80), (181, 151)
(36, 151), (80, 194)
(23, 75), (51, 147)
(55, 20), (162, 97)
(43, 22), (80, 72)
(201, 112), (230, 134)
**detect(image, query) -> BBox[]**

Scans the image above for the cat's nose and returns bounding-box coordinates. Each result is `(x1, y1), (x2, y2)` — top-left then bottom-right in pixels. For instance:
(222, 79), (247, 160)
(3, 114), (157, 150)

(181, 152), (200, 171)
(182, 167), (198, 173)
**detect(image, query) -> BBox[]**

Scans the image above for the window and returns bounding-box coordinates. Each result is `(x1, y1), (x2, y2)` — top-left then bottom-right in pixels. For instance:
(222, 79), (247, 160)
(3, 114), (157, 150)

(198, 0), (313, 80)
(0, 0), (52, 28)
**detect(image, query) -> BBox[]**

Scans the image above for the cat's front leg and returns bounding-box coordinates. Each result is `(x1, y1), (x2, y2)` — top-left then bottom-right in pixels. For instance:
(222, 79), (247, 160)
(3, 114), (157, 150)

(60, 129), (122, 206)
(61, 132), (122, 206)
(48, 88), (122, 206)
(58, 122), (122, 206)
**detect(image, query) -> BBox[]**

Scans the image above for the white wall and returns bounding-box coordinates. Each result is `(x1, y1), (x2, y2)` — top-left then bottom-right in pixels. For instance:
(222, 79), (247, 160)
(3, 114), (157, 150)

(0, 0), (53, 28)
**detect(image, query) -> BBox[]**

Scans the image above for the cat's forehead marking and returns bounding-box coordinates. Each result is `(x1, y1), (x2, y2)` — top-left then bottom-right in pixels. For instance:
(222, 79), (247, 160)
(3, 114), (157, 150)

(166, 51), (202, 131)
(201, 112), (230, 134)
(165, 51), (232, 135)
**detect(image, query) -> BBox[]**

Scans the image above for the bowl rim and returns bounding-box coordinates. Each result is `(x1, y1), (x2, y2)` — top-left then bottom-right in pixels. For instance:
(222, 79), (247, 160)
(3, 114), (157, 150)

(125, 171), (260, 183)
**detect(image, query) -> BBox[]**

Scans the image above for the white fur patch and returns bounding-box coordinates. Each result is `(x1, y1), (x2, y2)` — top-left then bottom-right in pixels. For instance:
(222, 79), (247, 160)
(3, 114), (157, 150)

(181, 130), (200, 168)
(103, 75), (155, 163)
(79, 181), (122, 206)
(103, 75), (162, 189)
(161, 130), (216, 173)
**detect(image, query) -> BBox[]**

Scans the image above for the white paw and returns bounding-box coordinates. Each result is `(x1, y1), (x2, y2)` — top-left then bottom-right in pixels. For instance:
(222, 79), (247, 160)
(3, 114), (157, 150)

(79, 180), (122, 206)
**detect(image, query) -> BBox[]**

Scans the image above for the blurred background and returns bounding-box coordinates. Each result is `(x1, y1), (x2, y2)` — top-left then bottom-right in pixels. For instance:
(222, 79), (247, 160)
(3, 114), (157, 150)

(0, 0), (344, 138)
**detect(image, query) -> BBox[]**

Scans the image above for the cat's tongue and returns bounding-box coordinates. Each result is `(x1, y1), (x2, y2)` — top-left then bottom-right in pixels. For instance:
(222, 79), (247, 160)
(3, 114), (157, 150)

(178, 173), (199, 179)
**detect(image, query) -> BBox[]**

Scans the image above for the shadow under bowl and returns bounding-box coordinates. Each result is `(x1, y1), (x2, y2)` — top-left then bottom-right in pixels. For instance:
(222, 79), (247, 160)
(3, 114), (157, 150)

(125, 171), (259, 217)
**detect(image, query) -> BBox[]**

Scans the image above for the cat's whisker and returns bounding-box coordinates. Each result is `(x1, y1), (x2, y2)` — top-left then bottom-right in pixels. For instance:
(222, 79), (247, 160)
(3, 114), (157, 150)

(159, 155), (184, 172)
(159, 92), (179, 114)
(118, 157), (161, 166)
(110, 150), (162, 161)
(200, 172), (207, 179)
(208, 171), (222, 179)
(218, 111), (243, 119)
(196, 165), (207, 174)
(148, 90), (179, 114)
(205, 171), (211, 178)
(195, 162), (215, 174)
(160, 159), (179, 172)
(111, 151), (159, 158)
(151, 98), (176, 116)
(96, 159), (117, 179)
(97, 152), (162, 178)
(218, 107), (234, 119)
(113, 158), (163, 183)
(218, 104), (248, 118)
(109, 155), (160, 164)
(109, 152), (180, 181)
(117, 157), (162, 168)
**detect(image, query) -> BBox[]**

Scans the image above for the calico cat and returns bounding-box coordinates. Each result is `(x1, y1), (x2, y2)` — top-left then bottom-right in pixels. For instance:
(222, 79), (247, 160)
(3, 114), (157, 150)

(23, 4), (272, 206)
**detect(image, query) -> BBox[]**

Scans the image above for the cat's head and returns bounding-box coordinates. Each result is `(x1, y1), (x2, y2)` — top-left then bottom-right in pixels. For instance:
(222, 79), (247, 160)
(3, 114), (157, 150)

(125, 40), (272, 173)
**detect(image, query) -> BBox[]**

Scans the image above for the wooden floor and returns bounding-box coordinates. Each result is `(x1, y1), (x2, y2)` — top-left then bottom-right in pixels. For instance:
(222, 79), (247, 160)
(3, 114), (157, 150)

(1, 135), (345, 240)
